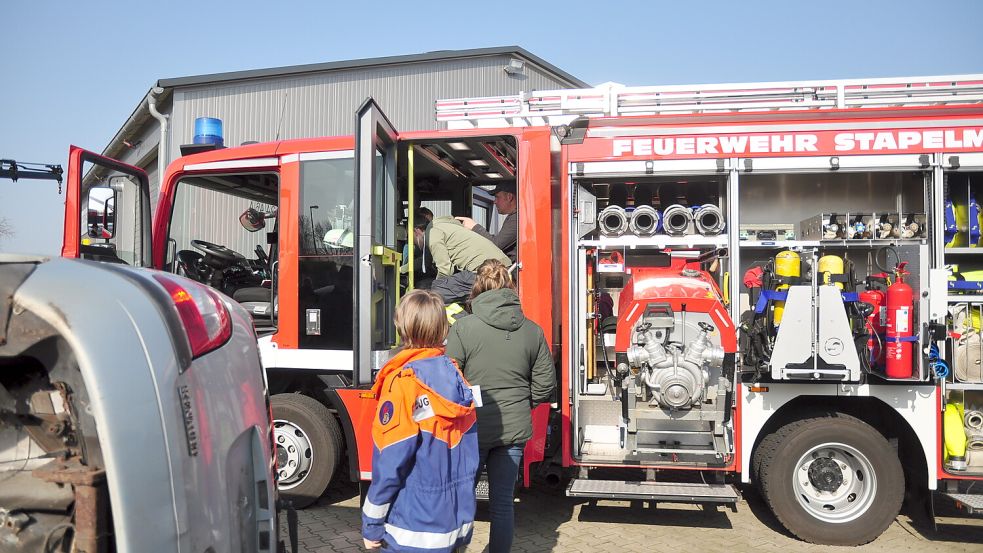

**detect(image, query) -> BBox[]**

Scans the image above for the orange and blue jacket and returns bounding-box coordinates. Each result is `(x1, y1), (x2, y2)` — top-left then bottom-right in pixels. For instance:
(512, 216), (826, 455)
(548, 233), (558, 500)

(362, 347), (478, 552)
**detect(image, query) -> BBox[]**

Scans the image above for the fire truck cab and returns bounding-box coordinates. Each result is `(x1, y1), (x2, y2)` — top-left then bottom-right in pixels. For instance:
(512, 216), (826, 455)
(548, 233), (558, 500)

(63, 75), (983, 545)
(62, 99), (555, 510)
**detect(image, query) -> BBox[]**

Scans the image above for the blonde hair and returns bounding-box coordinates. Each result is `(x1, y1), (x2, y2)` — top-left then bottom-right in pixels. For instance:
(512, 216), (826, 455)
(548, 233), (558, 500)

(469, 258), (515, 301)
(395, 289), (449, 348)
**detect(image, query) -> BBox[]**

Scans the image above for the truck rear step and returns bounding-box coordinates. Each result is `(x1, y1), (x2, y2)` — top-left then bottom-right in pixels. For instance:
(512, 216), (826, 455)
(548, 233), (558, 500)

(566, 479), (739, 505)
(938, 491), (983, 515)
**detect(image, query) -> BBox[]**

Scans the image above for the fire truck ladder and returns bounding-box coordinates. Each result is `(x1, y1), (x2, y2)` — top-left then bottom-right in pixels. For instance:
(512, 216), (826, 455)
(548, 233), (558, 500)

(436, 74), (983, 129)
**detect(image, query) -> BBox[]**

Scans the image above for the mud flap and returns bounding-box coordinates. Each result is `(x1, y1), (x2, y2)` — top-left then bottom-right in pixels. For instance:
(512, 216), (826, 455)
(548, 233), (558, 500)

(277, 499), (299, 553)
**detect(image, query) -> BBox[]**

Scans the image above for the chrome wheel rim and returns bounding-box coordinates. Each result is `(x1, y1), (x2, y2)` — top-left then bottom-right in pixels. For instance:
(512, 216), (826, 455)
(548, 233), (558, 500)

(274, 419), (314, 490)
(792, 442), (877, 524)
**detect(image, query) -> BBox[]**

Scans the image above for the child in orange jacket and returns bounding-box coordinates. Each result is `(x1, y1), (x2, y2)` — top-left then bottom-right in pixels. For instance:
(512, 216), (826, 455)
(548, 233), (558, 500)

(362, 289), (479, 552)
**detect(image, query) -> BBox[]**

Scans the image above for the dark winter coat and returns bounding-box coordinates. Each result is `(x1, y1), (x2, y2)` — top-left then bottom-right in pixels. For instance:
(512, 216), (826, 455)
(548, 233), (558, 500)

(445, 288), (555, 450)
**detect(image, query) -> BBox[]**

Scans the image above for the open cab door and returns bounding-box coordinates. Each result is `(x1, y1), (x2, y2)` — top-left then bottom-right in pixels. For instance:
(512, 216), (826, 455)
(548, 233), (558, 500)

(353, 100), (401, 388)
(61, 146), (152, 267)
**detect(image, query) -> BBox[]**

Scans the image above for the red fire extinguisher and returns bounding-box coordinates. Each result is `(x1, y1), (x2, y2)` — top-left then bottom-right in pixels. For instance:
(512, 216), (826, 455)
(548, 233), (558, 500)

(859, 275), (887, 369)
(885, 262), (913, 378)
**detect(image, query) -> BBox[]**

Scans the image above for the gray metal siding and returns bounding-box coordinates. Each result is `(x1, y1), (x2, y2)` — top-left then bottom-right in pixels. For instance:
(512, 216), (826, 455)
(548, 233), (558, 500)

(167, 54), (570, 162)
(124, 52), (577, 239)
(157, 46), (588, 89)
(101, 112), (166, 203)
(169, 185), (267, 258)
(142, 160), (158, 204)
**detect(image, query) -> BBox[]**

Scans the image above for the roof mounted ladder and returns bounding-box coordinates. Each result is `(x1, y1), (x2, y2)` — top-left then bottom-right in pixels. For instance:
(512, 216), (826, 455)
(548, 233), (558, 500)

(436, 74), (983, 129)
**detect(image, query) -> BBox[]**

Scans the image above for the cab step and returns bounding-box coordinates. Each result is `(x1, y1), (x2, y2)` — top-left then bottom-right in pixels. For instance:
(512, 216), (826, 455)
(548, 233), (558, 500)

(938, 491), (983, 515)
(566, 479), (739, 504)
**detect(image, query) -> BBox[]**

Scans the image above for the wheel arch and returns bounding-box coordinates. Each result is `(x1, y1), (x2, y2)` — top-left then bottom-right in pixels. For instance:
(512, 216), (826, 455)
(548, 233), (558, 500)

(749, 395), (929, 493)
(266, 367), (350, 398)
(322, 388), (361, 483)
(266, 368), (360, 482)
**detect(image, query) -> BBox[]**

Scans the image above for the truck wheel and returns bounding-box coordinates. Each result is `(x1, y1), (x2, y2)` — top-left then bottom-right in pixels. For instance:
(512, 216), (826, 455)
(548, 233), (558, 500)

(756, 413), (904, 546)
(272, 394), (343, 509)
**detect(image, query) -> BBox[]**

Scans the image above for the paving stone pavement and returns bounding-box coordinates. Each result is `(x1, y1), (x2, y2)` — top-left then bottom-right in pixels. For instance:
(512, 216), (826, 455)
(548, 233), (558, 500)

(282, 476), (983, 552)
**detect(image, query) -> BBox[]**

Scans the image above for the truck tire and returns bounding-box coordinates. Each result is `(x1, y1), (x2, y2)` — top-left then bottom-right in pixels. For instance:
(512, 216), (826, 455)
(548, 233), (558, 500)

(272, 393), (343, 509)
(756, 413), (904, 546)
(751, 435), (768, 488)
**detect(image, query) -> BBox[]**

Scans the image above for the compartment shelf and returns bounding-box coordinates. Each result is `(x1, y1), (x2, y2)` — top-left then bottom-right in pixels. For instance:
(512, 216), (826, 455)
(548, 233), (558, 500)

(740, 240), (820, 249)
(945, 248), (983, 255)
(811, 238), (924, 248)
(740, 238), (924, 249)
(945, 382), (983, 390)
(581, 235), (728, 250)
(948, 295), (983, 303)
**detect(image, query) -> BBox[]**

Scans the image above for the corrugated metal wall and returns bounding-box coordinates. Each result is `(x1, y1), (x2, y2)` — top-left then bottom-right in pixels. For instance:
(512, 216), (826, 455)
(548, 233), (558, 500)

(124, 54), (574, 258)
(143, 159), (158, 205)
(169, 183), (269, 257)
(167, 55), (568, 160)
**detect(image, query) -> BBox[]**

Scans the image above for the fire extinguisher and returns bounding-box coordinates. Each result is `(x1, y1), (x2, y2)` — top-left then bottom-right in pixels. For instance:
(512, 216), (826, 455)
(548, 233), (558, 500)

(885, 262), (914, 378)
(859, 275), (887, 369)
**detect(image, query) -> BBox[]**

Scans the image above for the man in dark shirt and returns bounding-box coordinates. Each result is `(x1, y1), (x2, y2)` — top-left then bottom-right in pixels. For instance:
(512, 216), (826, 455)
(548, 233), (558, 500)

(456, 182), (518, 263)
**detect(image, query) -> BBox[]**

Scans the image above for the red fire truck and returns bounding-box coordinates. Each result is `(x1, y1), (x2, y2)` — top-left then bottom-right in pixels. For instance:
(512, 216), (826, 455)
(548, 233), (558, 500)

(63, 75), (983, 545)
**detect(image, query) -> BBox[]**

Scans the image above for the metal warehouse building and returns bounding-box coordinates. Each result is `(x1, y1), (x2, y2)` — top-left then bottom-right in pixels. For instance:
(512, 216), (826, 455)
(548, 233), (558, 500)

(100, 46), (587, 203)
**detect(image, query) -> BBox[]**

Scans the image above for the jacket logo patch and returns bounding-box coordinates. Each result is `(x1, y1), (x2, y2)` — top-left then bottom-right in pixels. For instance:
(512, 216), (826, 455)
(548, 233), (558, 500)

(412, 395), (435, 422)
(379, 401), (394, 425)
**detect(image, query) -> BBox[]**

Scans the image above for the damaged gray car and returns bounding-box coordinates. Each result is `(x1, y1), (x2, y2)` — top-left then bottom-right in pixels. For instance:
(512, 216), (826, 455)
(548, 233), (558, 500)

(0, 254), (279, 552)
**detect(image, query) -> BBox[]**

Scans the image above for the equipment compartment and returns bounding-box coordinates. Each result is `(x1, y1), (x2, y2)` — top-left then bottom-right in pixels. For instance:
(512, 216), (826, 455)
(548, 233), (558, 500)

(739, 243), (929, 383)
(947, 302), (983, 385)
(943, 389), (983, 476)
(740, 170), (926, 243)
(580, 175), (728, 246)
(570, 172), (736, 468)
(943, 172), (983, 249)
(736, 166), (930, 383)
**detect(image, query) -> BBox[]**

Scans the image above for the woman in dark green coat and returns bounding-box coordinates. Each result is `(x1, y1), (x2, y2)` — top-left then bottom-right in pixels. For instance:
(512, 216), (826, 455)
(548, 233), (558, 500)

(445, 259), (555, 553)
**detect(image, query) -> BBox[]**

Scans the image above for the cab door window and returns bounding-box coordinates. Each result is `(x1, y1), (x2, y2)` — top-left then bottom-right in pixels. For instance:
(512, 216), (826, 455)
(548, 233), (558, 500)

(299, 156), (356, 349)
(166, 172), (279, 330)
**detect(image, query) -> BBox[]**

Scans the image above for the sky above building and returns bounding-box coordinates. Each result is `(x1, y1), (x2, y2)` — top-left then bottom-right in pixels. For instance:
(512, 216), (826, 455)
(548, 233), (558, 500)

(2, 0), (982, 254)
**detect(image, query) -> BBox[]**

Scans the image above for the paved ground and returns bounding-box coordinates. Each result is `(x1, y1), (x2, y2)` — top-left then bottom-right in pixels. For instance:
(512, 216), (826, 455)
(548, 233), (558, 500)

(283, 476), (983, 552)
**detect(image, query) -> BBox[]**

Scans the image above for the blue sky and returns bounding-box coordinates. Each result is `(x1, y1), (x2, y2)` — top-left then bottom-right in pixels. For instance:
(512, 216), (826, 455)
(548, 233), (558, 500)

(2, 0), (982, 254)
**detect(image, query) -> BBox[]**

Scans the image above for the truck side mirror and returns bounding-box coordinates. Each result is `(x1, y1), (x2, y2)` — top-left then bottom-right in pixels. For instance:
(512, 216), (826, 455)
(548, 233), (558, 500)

(240, 208), (267, 232)
(86, 186), (116, 239)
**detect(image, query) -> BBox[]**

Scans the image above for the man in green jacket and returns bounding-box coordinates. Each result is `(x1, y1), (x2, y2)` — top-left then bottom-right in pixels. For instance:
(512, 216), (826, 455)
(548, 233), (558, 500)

(427, 215), (510, 278)
(426, 215), (510, 303)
